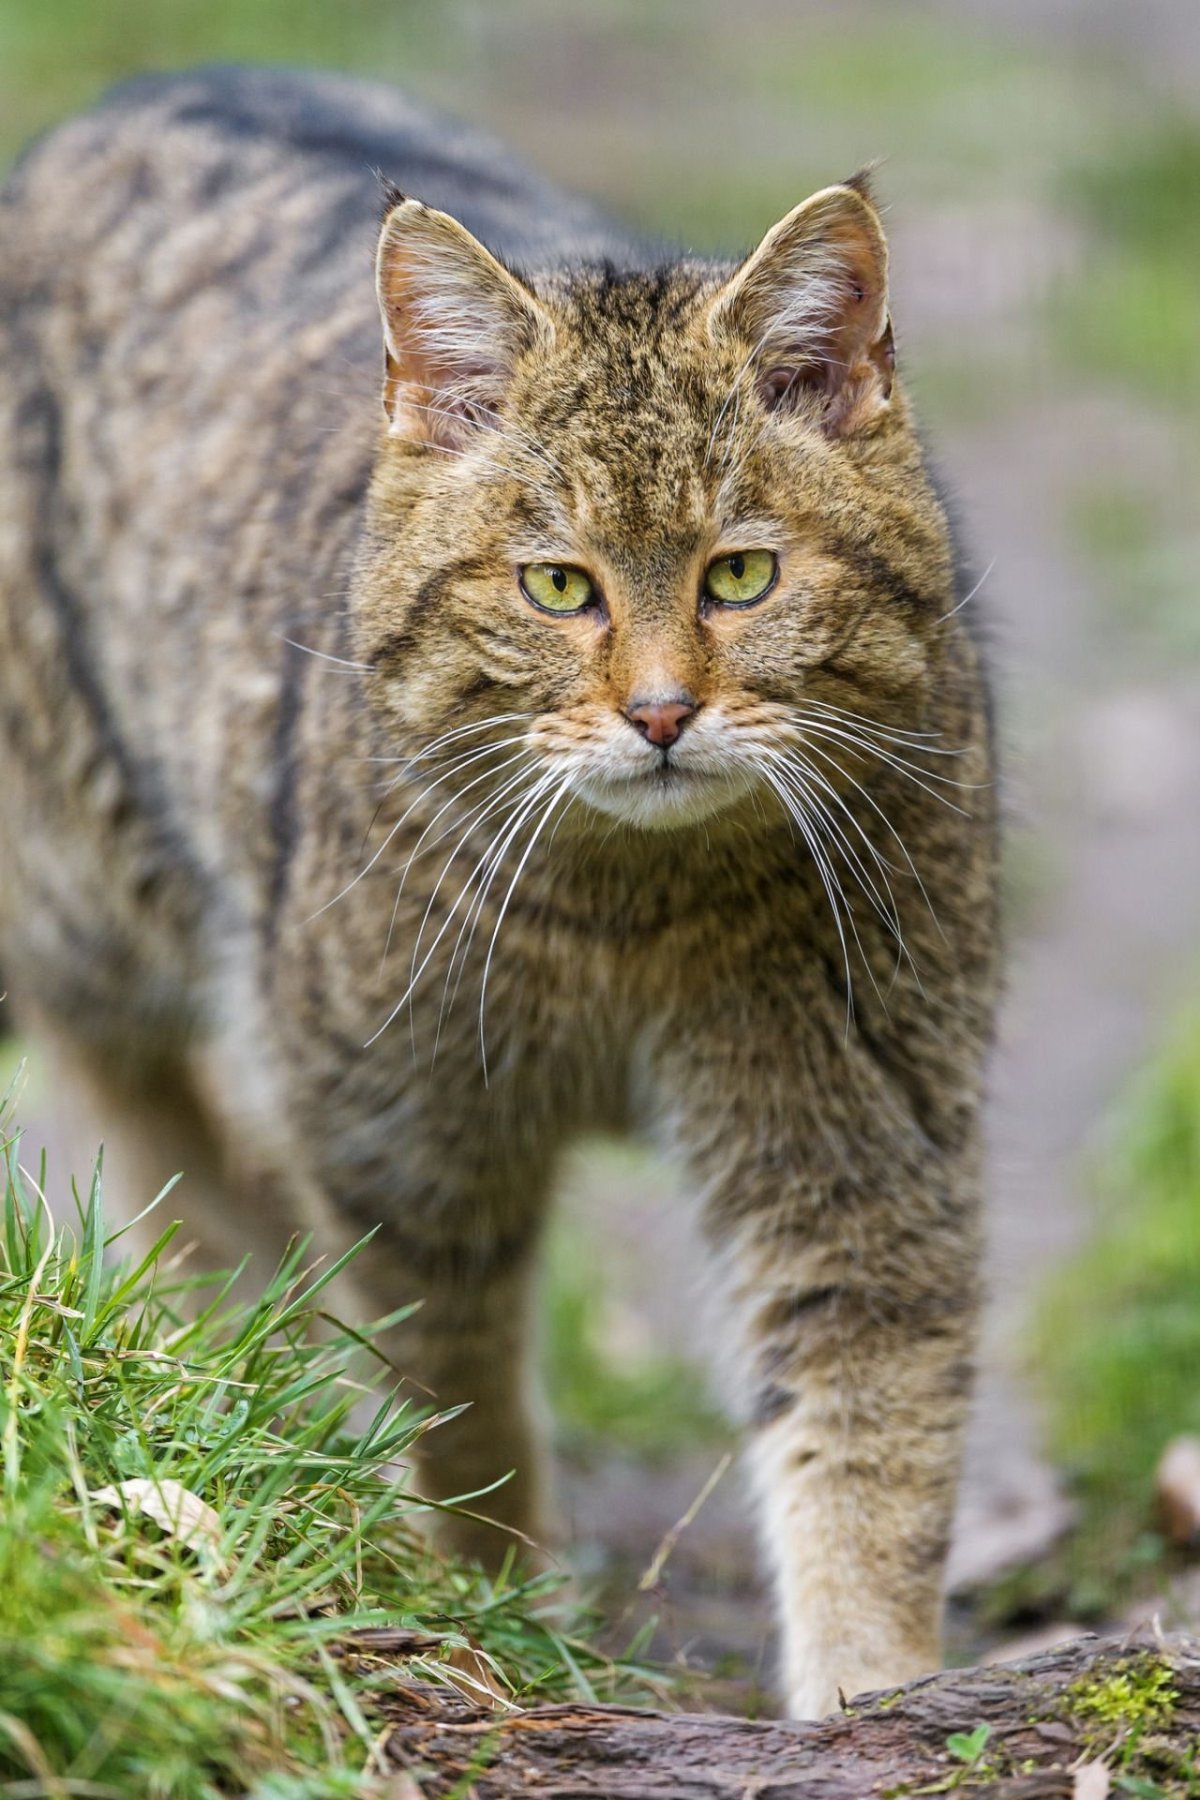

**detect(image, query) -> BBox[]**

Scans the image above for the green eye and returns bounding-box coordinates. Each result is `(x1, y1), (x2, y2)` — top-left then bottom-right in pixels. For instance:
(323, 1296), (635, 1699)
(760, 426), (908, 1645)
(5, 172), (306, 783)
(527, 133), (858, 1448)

(704, 549), (778, 607)
(520, 563), (596, 614)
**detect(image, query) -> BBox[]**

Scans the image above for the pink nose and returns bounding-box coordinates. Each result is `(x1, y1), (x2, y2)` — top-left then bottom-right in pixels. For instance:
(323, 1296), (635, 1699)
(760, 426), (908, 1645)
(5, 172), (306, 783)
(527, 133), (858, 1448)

(624, 695), (696, 749)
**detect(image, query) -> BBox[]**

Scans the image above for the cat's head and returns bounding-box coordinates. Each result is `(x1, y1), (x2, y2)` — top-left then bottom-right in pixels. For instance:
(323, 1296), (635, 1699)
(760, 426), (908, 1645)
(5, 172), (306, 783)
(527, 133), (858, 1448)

(358, 178), (955, 833)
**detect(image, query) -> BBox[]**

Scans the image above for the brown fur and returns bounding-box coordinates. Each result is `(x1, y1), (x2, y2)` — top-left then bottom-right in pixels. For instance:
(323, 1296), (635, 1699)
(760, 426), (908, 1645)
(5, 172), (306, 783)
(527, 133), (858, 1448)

(0, 69), (999, 1716)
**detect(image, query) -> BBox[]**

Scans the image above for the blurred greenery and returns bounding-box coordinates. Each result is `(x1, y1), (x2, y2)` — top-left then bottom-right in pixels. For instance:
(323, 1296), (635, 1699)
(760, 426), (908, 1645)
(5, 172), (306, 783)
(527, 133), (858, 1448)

(1031, 1006), (1200, 1616)
(545, 1196), (725, 1463)
(2, 0), (1189, 467)
(1068, 482), (1200, 662)
(0, 0), (454, 164)
(1054, 120), (1200, 410)
(0, 1), (1148, 218)
(1050, 115), (1200, 622)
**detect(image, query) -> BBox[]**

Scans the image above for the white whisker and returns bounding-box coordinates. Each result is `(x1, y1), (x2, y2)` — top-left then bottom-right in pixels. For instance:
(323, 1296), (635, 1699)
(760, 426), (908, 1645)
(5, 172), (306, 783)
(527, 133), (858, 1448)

(478, 774), (574, 1083)
(770, 750), (922, 999)
(369, 711), (531, 770)
(399, 763), (551, 1000)
(802, 696), (964, 755)
(767, 756), (902, 1010)
(758, 764), (857, 1034)
(800, 735), (947, 947)
(432, 777), (553, 1059)
(280, 636), (372, 671)
(770, 753), (901, 938)
(447, 767), (563, 998)
(365, 768), (558, 1048)
(378, 752), (541, 974)
(793, 716), (977, 811)
(309, 736), (530, 920)
(934, 557), (995, 625)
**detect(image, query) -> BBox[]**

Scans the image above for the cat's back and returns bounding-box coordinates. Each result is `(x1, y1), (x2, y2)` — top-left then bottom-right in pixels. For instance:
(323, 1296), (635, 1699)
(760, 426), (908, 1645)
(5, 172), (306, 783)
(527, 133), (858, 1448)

(0, 69), (624, 1022)
(2, 66), (624, 379)
(1, 69), (394, 599)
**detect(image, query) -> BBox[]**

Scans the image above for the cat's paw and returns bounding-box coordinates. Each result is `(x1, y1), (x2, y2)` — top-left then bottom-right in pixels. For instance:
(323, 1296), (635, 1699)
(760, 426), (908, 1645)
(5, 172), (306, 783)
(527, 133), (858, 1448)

(785, 1653), (933, 1721)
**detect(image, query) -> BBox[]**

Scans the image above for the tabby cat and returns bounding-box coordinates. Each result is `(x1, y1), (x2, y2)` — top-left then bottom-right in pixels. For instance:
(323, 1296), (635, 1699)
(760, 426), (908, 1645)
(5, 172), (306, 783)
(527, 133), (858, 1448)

(0, 68), (999, 1717)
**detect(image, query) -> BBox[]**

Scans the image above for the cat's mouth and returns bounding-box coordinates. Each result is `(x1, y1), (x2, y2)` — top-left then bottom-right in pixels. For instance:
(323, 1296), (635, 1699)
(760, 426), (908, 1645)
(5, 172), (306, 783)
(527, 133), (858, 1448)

(571, 758), (752, 831)
(615, 761), (694, 784)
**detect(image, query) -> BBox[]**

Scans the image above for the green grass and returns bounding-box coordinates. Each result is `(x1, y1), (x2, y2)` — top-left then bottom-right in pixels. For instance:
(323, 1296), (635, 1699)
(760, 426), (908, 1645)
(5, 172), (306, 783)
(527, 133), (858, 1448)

(1027, 1005), (1200, 1617)
(0, 1073), (652, 1798)
(1052, 118), (1200, 411)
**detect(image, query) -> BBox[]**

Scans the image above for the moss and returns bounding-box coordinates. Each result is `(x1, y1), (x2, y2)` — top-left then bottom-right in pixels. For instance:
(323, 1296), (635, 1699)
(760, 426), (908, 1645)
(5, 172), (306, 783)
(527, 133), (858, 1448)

(875, 1687), (907, 1711)
(1066, 1656), (1179, 1735)
(1054, 1654), (1197, 1793)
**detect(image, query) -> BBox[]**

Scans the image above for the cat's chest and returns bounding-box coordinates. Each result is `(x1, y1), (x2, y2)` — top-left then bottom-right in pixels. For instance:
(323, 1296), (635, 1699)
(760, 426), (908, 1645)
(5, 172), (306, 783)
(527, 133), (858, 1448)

(303, 782), (844, 1088)
(470, 850), (828, 1028)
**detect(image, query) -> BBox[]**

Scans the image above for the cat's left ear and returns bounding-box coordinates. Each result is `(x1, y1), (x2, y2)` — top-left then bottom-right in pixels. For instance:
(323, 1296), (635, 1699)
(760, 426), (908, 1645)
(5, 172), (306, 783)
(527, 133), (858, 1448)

(706, 178), (895, 437)
(375, 195), (554, 448)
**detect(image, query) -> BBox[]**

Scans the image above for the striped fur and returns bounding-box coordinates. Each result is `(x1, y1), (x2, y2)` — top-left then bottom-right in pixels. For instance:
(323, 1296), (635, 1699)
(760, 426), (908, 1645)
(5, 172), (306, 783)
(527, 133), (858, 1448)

(0, 68), (999, 1717)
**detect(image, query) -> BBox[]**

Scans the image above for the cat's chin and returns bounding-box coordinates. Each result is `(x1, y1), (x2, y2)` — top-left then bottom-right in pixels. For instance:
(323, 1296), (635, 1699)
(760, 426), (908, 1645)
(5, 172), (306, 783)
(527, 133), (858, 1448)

(572, 766), (751, 832)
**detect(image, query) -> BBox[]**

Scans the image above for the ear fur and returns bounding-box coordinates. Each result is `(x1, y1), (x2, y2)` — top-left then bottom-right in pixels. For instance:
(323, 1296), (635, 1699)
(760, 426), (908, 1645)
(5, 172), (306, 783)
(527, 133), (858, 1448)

(706, 181), (895, 437)
(375, 197), (554, 448)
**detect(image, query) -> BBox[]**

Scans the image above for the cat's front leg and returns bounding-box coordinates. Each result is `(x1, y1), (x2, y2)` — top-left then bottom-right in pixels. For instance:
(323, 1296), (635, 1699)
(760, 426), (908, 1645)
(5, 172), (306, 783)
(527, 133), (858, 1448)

(682, 1067), (982, 1718)
(744, 1220), (978, 1716)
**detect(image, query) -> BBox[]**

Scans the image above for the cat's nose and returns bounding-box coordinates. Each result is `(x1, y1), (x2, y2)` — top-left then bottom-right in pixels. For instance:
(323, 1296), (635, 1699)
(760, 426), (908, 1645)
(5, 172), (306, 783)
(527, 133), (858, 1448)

(624, 694), (697, 749)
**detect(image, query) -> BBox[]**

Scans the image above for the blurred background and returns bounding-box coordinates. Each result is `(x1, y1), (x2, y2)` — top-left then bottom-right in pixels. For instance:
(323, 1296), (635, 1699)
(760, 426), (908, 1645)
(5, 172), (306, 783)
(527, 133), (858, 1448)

(3, 0), (1198, 1712)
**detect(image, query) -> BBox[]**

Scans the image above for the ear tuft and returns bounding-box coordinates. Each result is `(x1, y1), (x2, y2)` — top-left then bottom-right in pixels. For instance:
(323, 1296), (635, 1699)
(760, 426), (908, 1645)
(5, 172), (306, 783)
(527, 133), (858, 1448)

(377, 174), (407, 221)
(707, 182), (895, 438)
(375, 198), (554, 449)
(841, 165), (882, 210)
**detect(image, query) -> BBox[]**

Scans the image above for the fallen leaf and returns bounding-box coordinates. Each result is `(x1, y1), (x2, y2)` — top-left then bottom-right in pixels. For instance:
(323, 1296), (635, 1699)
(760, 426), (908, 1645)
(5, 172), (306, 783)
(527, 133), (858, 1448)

(442, 1636), (509, 1708)
(1155, 1435), (1200, 1546)
(381, 1773), (425, 1800)
(347, 1626), (444, 1657)
(91, 1478), (222, 1556)
(1072, 1763), (1110, 1800)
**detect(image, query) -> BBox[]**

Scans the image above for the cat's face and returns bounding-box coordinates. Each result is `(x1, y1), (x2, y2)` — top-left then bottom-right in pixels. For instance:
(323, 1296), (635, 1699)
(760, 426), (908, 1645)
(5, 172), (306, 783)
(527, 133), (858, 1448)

(360, 185), (955, 834)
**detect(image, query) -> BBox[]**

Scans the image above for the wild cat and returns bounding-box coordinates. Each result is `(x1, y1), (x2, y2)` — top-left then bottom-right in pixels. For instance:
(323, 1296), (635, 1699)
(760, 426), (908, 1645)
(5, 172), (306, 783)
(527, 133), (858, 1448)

(0, 68), (998, 1716)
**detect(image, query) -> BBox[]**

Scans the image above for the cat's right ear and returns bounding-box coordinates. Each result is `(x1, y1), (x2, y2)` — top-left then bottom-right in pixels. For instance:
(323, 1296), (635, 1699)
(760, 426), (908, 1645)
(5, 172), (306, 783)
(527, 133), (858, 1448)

(375, 197), (554, 449)
(705, 181), (894, 438)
